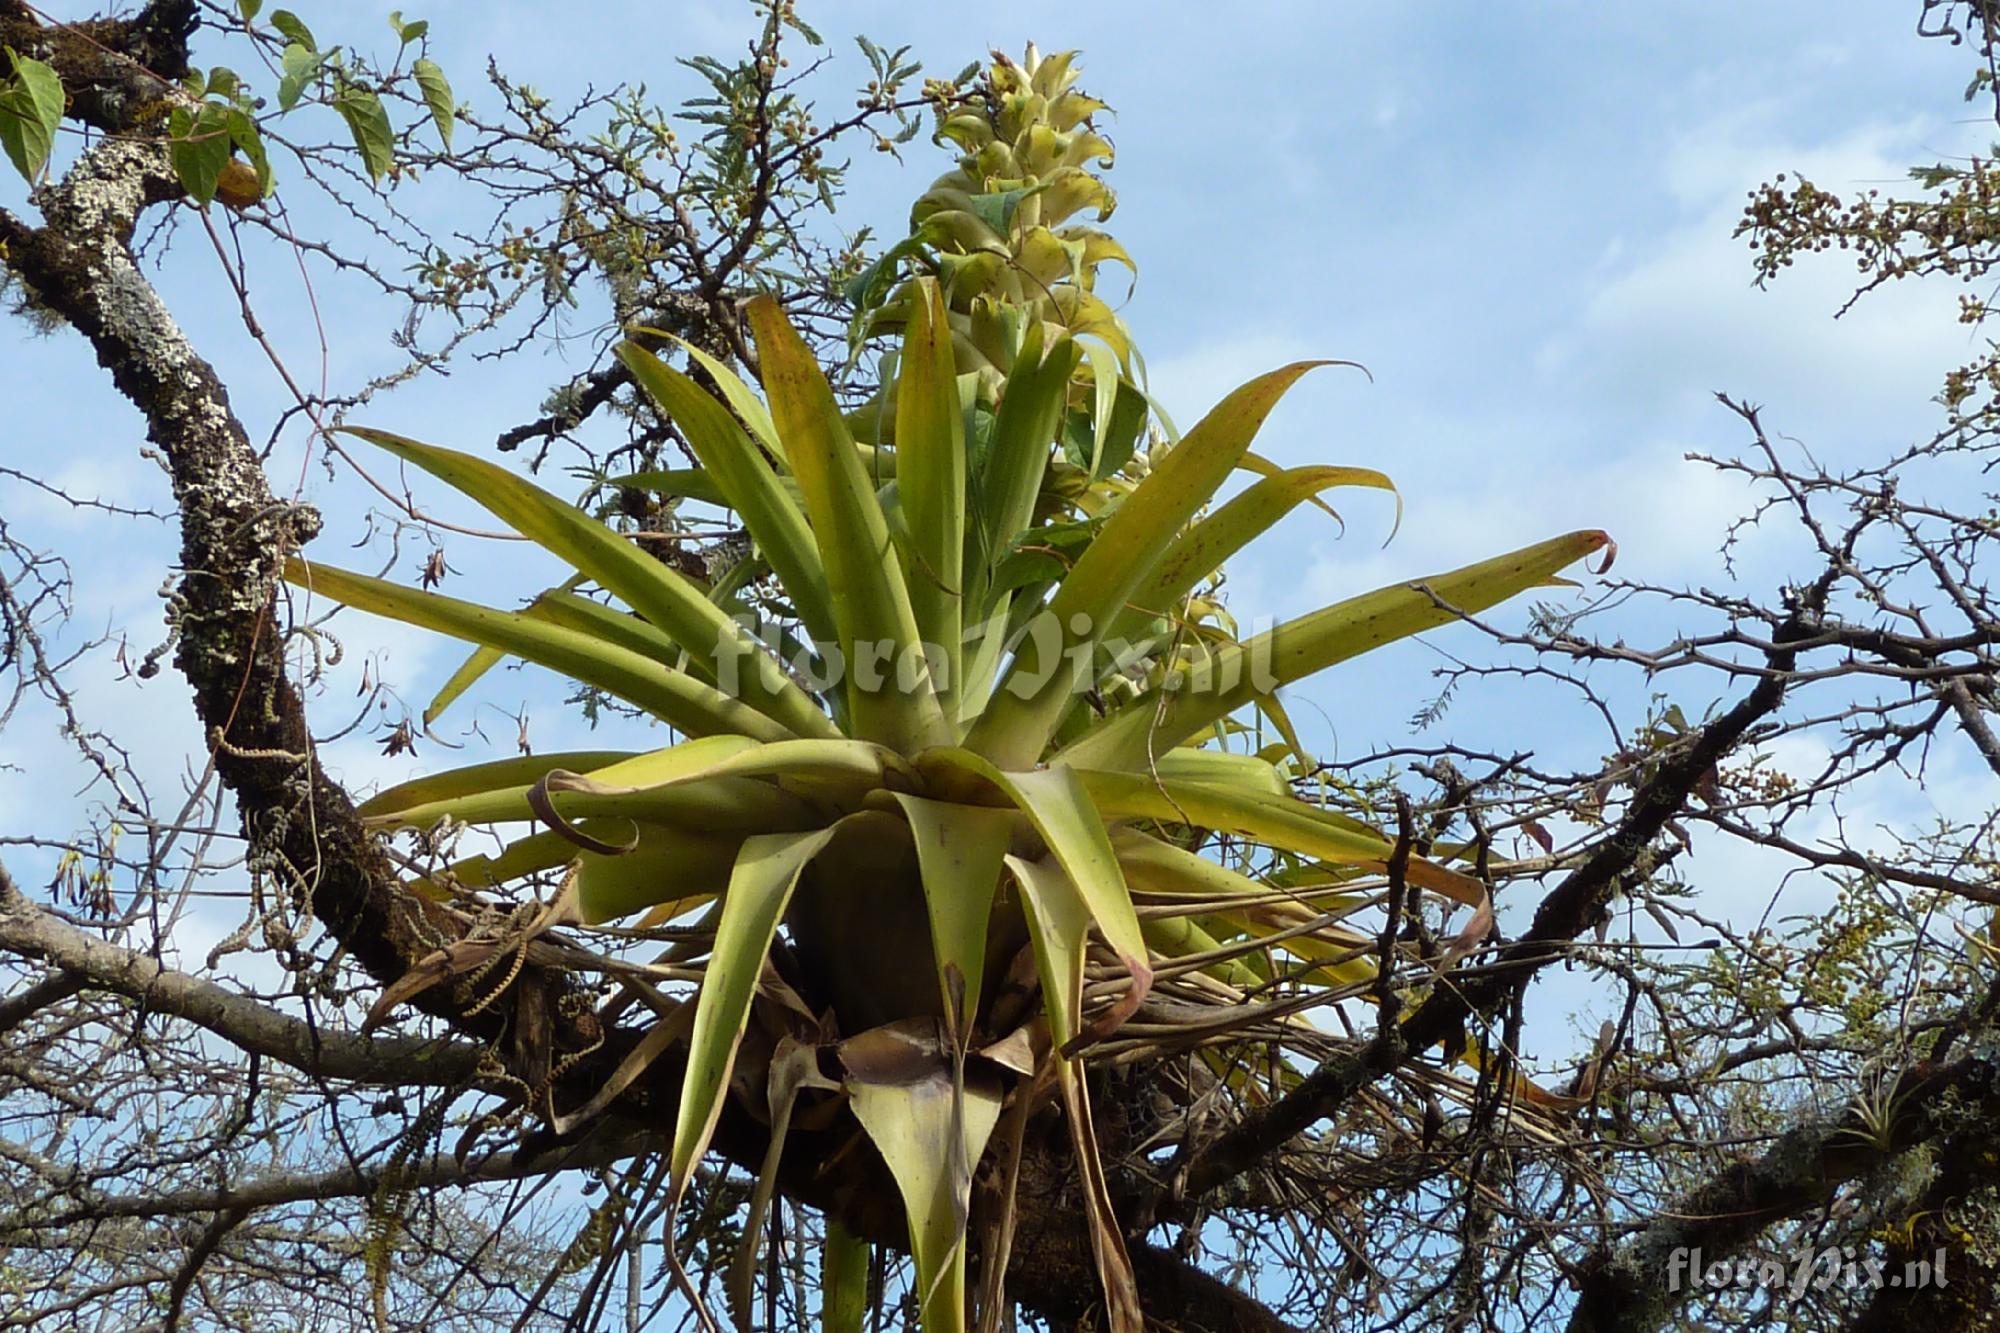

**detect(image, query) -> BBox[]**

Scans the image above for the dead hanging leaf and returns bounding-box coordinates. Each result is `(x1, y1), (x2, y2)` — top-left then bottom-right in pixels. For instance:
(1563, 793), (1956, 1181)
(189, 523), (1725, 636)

(1573, 1020), (1619, 1102)
(1437, 893), (1496, 970)
(550, 1001), (694, 1137)
(1643, 899), (1682, 943)
(977, 1021), (1044, 1077)
(1522, 819), (1554, 856)
(729, 1036), (841, 1329)
(362, 870), (582, 1031)
(1052, 1055), (1144, 1333)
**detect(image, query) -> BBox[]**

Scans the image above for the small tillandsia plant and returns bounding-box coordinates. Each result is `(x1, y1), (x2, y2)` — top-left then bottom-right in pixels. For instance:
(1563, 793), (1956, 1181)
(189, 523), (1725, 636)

(284, 50), (1611, 1333)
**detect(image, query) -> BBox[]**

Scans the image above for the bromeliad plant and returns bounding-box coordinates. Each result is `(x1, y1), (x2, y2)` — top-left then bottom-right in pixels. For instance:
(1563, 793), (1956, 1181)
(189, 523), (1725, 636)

(284, 53), (1610, 1333)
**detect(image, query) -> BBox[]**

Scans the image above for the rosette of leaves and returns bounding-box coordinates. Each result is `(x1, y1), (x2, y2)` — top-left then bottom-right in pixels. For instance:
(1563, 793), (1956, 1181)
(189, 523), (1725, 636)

(286, 284), (1608, 1330)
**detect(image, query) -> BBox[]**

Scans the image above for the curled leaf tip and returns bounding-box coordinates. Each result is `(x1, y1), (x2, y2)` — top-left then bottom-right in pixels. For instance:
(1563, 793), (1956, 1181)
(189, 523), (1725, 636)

(528, 769), (640, 855)
(1588, 533), (1618, 575)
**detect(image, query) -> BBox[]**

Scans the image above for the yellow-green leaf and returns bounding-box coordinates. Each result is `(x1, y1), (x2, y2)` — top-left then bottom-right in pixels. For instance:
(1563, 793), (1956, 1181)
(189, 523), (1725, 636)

(969, 362), (1330, 767)
(1060, 530), (1614, 771)
(1082, 770), (1486, 907)
(821, 1219), (869, 1333)
(841, 1027), (1004, 1333)
(895, 280), (967, 717)
(1117, 465), (1398, 632)
(575, 823), (744, 924)
(617, 341), (835, 652)
(285, 557), (791, 742)
(412, 56), (452, 149)
(359, 749), (634, 819)
(893, 795), (1016, 1034)
(921, 750), (1150, 1042)
(340, 426), (836, 741)
(746, 297), (948, 752)
(670, 821), (844, 1205)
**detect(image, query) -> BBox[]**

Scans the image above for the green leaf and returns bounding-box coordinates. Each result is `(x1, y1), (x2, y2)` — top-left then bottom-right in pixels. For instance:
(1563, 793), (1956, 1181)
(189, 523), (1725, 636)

(276, 42), (322, 112)
(616, 342), (835, 652)
(282, 556), (795, 742)
(746, 296), (949, 752)
(360, 736), (858, 834)
(341, 426), (837, 741)
(999, 852), (1145, 1325)
(921, 750), (1151, 1044)
(358, 750), (634, 819)
(269, 9), (316, 51)
(532, 590), (681, 662)
(967, 186), (1041, 236)
(528, 736), (915, 810)
(388, 11), (430, 44)
(842, 234), (927, 331)
(893, 795), (1015, 1035)
(575, 823), (742, 924)
(412, 57), (452, 149)
(602, 468), (731, 507)
(821, 1220), (869, 1333)
(969, 326), (1078, 609)
(0, 51), (64, 183)
(167, 102), (233, 206)
(1006, 851), (1096, 1053)
(1146, 747), (1290, 799)
(841, 1026), (1004, 1333)
(363, 734), (754, 818)
(1117, 464), (1397, 634)
(669, 821), (847, 1220)
(422, 589), (675, 727)
(1080, 769), (1487, 907)
(422, 577), (583, 726)
(666, 335), (787, 463)
(238, 0), (263, 21)
(331, 80), (394, 182)
(969, 362), (1331, 768)
(1060, 529), (1615, 771)
(894, 280), (966, 719)
(224, 106), (273, 198)
(1076, 341), (1144, 480)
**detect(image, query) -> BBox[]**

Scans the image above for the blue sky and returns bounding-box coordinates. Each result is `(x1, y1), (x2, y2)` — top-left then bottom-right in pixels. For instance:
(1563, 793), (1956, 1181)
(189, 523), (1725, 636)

(3, 2), (1992, 1062)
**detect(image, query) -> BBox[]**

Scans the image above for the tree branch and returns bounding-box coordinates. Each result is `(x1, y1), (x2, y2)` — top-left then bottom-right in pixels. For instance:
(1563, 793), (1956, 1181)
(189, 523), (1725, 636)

(1565, 1054), (2000, 1333)
(0, 859), (481, 1086)
(0, 135), (594, 1069)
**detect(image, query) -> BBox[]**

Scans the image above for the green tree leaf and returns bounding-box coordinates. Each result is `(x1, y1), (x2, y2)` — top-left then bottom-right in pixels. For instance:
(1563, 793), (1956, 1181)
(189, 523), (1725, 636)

(332, 81), (395, 182)
(388, 11), (430, 44)
(269, 9), (316, 52)
(0, 51), (64, 184)
(276, 43), (323, 112)
(168, 103), (233, 206)
(412, 57), (452, 149)
(225, 107), (273, 197)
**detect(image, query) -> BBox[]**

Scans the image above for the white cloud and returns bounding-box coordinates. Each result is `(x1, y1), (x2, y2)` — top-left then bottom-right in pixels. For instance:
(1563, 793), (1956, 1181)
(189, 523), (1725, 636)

(1548, 111), (1980, 445)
